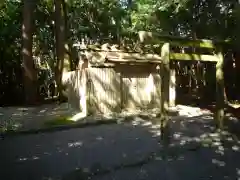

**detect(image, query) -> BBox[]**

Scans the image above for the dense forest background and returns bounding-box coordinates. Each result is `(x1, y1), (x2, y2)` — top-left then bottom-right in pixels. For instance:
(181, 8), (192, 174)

(1, 0), (240, 106)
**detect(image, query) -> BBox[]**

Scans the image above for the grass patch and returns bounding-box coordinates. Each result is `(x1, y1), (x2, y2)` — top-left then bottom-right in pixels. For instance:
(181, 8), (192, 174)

(228, 100), (240, 109)
(44, 116), (75, 127)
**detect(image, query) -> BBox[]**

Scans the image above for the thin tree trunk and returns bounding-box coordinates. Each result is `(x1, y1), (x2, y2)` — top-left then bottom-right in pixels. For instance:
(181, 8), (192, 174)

(128, 0), (132, 27)
(62, 0), (74, 71)
(22, 0), (38, 105)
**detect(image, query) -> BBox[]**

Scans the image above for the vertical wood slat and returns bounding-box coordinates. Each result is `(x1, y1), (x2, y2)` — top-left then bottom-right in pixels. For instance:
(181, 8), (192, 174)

(85, 64), (162, 114)
(169, 62), (176, 107)
(121, 70), (159, 111)
(87, 68), (121, 114)
(152, 72), (161, 109)
(215, 48), (225, 129)
(86, 69), (93, 115)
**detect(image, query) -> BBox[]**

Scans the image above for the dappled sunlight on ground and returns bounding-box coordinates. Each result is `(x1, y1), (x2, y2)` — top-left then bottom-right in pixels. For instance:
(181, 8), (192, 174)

(0, 103), (212, 132)
(1, 105), (240, 179)
(69, 112), (87, 122)
(0, 103), (80, 131)
(0, 123), (160, 180)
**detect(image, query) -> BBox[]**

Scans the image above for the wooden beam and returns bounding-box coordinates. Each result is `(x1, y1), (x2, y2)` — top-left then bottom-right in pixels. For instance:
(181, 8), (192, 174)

(170, 53), (219, 62)
(158, 39), (216, 48)
(214, 48), (225, 129)
(107, 58), (161, 63)
(112, 52), (161, 60)
(90, 63), (116, 67)
(138, 31), (228, 48)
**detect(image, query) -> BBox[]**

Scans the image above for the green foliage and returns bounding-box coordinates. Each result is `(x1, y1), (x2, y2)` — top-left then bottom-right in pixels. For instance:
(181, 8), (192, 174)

(1, 0), (240, 105)
(67, 0), (127, 42)
(34, 0), (55, 65)
(0, 0), (23, 105)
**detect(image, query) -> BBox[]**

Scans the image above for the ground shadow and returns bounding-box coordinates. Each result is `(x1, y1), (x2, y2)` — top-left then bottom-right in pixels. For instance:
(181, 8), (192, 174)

(0, 103), (79, 132)
(1, 110), (240, 180)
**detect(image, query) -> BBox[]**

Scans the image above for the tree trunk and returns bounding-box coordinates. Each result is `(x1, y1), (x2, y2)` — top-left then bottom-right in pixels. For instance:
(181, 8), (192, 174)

(127, 0), (132, 27)
(234, 51), (240, 100)
(22, 0), (38, 105)
(54, 0), (65, 100)
(62, 0), (73, 71)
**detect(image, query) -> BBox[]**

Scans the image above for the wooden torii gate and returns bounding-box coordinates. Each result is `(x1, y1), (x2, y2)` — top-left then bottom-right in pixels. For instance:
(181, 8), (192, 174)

(139, 31), (225, 130)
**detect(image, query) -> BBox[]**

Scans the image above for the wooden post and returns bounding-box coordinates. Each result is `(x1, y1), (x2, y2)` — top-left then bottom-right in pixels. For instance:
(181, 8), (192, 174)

(160, 43), (170, 130)
(214, 48), (225, 129)
(79, 56), (88, 116)
(169, 62), (176, 107)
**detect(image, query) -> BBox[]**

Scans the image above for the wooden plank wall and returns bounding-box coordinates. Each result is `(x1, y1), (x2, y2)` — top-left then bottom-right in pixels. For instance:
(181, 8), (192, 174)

(86, 64), (161, 114)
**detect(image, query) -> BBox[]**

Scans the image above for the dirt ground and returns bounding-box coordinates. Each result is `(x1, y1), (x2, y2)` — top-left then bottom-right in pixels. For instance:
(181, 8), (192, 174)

(0, 103), (214, 132)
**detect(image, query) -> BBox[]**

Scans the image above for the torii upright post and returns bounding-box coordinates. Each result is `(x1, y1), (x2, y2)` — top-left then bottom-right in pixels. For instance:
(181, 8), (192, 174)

(215, 47), (225, 129)
(160, 43), (170, 136)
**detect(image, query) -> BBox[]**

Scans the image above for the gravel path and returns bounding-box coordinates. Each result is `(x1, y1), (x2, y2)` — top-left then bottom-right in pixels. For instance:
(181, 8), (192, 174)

(1, 111), (240, 180)
(0, 103), (79, 131)
(0, 103), (214, 132)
